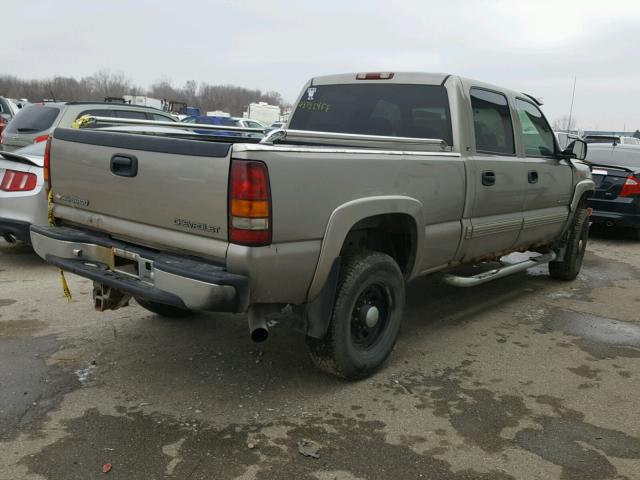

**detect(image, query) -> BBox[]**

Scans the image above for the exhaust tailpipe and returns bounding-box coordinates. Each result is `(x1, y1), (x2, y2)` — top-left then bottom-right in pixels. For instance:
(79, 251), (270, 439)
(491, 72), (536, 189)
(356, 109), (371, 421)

(3, 233), (17, 244)
(605, 221), (614, 227)
(248, 307), (269, 343)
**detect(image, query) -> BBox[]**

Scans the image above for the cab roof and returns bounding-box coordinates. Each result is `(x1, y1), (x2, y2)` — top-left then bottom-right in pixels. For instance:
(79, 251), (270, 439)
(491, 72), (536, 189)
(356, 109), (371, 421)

(309, 72), (543, 105)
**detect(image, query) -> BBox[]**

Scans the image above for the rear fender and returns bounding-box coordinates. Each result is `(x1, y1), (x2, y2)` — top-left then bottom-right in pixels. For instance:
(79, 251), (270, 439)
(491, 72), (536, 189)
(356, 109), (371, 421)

(306, 196), (424, 302)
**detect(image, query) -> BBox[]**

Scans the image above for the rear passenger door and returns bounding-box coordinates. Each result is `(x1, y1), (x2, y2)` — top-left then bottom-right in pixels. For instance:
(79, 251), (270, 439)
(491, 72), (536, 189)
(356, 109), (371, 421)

(463, 87), (525, 260)
(514, 98), (572, 247)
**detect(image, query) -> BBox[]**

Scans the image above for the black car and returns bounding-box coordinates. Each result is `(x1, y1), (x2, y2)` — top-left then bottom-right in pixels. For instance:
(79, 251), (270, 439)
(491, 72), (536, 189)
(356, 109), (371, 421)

(586, 143), (640, 238)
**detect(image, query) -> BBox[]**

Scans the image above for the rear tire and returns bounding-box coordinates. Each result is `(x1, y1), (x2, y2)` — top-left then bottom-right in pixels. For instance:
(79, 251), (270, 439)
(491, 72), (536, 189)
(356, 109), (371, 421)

(306, 251), (405, 380)
(549, 208), (589, 281)
(135, 298), (193, 318)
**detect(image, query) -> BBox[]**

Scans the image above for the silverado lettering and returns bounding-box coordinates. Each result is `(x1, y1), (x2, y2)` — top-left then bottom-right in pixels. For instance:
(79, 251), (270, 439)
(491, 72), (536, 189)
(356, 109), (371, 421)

(174, 218), (220, 233)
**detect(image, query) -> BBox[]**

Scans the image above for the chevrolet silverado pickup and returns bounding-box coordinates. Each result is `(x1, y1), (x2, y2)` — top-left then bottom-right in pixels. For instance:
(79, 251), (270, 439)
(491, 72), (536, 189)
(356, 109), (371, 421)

(30, 72), (594, 379)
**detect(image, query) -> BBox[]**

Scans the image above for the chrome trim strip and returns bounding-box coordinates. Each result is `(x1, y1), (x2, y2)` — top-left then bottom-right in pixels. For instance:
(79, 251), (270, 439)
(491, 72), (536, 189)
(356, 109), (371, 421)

(235, 143), (461, 157)
(469, 219), (523, 238)
(524, 213), (568, 229)
(266, 128), (448, 147)
(82, 116), (266, 133)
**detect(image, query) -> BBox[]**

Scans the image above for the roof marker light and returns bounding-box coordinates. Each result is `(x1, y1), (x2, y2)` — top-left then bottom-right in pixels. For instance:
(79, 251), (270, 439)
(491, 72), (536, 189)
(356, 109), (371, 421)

(356, 72), (395, 80)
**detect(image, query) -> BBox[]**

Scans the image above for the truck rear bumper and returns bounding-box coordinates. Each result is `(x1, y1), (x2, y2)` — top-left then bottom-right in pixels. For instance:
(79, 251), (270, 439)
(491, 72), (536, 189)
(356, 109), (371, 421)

(30, 225), (249, 312)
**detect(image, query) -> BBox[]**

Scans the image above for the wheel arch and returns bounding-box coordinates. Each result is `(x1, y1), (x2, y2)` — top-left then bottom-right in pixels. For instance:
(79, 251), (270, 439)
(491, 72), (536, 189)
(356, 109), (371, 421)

(307, 196), (424, 302)
(562, 178), (595, 236)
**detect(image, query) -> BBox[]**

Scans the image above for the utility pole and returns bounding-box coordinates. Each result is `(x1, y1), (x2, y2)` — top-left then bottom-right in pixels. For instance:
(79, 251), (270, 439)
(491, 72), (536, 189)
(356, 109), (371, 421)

(567, 76), (576, 132)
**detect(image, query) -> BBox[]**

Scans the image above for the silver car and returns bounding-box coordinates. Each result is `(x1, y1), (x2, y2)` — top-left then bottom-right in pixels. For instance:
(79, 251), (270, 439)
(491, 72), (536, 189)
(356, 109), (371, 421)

(0, 142), (47, 243)
(0, 101), (176, 152)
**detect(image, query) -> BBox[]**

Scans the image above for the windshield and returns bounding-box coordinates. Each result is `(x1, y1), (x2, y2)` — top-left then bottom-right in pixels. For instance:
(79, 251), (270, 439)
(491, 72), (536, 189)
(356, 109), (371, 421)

(5, 104), (61, 134)
(289, 83), (453, 145)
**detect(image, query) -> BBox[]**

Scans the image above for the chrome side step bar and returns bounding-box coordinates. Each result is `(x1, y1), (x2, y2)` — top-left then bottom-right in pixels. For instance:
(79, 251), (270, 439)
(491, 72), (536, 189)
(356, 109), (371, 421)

(442, 252), (556, 288)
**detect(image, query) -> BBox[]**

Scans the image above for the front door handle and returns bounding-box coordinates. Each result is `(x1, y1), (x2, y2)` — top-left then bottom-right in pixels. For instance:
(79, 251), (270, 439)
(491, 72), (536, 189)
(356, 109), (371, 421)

(110, 154), (138, 177)
(528, 170), (539, 184)
(482, 170), (496, 186)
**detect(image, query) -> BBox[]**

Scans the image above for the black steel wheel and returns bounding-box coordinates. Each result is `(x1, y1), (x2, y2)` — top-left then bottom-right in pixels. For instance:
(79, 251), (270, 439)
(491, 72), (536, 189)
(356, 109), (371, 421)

(307, 251), (405, 379)
(350, 283), (391, 350)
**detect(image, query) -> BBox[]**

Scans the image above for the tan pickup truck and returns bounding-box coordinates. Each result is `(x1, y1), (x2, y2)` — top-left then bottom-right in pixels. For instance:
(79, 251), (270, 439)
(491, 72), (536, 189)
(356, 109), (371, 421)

(31, 72), (594, 378)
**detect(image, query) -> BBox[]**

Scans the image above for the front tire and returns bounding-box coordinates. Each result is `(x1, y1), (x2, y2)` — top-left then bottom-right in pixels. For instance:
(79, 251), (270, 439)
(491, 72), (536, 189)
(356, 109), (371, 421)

(549, 208), (589, 281)
(135, 298), (193, 318)
(306, 251), (405, 380)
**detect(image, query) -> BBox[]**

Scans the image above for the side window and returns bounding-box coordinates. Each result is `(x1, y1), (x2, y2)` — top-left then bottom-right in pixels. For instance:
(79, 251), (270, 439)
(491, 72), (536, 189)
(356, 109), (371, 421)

(470, 88), (515, 155)
(151, 113), (172, 122)
(515, 99), (556, 157)
(114, 110), (147, 119)
(76, 109), (113, 119)
(247, 121), (263, 129)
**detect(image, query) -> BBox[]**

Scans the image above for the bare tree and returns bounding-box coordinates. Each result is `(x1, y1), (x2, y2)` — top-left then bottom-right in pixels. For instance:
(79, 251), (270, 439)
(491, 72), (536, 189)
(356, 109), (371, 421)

(0, 71), (286, 115)
(87, 70), (132, 99)
(552, 115), (577, 131)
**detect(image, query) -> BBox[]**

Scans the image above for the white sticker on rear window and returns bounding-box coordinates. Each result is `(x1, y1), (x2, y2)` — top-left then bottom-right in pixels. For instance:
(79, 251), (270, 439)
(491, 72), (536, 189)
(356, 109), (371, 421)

(592, 169), (608, 176)
(307, 87), (317, 100)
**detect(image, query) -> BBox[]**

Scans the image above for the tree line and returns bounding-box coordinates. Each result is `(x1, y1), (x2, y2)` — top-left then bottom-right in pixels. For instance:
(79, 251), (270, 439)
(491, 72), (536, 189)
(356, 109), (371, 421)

(0, 70), (287, 116)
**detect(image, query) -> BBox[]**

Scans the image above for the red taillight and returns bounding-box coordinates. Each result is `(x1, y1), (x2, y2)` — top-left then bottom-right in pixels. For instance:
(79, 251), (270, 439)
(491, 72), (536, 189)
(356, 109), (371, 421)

(356, 72), (394, 80)
(43, 136), (52, 189)
(620, 175), (640, 197)
(34, 134), (49, 144)
(229, 160), (271, 246)
(0, 170), (38, 192)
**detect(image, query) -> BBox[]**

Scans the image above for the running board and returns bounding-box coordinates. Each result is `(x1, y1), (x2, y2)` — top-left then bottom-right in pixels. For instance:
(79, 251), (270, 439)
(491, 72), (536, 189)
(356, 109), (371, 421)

(442, 252), (556, 288)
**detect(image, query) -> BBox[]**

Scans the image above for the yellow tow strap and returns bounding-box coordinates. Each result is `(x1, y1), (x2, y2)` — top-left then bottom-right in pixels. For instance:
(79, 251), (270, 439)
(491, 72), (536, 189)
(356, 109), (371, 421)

(47, 190), (72, 302)
(71, 114), (91, 129)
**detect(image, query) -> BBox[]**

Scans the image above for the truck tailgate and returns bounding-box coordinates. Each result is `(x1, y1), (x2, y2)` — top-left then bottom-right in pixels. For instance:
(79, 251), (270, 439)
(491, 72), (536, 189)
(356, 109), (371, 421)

(50, 128), (231, 244)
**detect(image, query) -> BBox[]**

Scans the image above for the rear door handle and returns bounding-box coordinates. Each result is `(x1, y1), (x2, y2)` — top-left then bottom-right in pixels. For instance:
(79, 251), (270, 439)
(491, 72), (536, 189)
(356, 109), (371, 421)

(528, 170), (539, 184)
(481, 170), (496, 186)
(110, 154), (138, 177)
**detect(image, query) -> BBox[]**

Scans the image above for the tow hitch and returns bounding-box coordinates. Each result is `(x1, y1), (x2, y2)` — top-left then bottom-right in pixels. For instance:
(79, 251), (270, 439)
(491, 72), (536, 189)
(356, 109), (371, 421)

(93, 282), (131, 311)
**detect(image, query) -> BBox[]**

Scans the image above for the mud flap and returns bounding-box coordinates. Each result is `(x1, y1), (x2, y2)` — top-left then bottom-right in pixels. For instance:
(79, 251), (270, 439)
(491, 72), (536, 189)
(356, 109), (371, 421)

(304, 257), (341, 339)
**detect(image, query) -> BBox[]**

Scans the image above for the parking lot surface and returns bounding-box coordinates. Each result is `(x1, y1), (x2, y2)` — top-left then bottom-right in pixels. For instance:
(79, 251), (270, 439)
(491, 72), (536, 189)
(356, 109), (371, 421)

(1, 233), (639, 480)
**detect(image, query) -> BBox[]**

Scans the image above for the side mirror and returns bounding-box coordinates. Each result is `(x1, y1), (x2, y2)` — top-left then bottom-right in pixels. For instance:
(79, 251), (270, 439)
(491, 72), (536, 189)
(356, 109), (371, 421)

(562, 138), (587, 161)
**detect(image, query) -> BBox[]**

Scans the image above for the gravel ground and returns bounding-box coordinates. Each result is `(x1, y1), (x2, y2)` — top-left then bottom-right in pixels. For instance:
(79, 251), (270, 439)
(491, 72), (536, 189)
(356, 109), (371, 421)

(1, 231), (639, 480)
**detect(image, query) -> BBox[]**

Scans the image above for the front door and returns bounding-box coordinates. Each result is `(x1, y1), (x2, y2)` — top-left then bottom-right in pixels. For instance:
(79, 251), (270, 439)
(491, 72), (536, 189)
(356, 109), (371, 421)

(513, 98), (573, 248)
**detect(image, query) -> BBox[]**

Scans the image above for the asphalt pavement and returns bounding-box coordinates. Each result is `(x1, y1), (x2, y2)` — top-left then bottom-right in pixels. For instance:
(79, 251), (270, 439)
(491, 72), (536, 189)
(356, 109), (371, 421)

(1, 231), (639, 480)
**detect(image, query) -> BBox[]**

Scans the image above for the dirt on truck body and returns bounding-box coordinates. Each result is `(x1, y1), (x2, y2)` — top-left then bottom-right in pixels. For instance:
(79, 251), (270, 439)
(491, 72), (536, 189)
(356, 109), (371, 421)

(31, 72), (594, 378)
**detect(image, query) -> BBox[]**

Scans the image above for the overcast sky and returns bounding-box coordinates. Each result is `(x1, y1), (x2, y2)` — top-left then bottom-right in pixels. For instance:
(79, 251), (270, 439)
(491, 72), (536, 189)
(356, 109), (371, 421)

(5, 0), (640, 130)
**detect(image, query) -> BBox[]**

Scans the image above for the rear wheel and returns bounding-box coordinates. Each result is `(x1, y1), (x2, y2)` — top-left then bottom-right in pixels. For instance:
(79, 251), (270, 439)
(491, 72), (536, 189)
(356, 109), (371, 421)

(306, 251), (405, 379)
(549, 208), (589, 281)
(135, 298), (193, 318)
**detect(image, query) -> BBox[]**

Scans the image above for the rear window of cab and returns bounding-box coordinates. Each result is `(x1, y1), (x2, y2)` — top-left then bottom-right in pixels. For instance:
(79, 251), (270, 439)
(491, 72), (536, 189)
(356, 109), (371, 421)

(289, 84), (453, 146)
